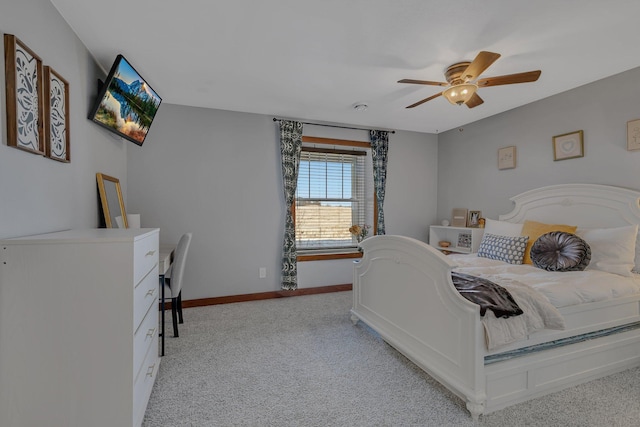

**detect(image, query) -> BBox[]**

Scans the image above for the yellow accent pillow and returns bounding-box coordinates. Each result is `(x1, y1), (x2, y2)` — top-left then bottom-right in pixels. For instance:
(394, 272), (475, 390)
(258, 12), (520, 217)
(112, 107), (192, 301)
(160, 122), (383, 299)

(520, 220), (577, 264)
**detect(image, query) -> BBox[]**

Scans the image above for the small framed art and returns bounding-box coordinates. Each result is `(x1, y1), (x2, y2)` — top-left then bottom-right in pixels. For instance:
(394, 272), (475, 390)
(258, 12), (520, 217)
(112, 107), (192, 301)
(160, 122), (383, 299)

(627, 119), (640, 151)
(451, 208), (468, 227)
(4, 34), (44, 155)
(498, 146), (516, 170)
(553, 130), (584, 161)
(457, 232), (472, 249)
(467, 210), (482, 227)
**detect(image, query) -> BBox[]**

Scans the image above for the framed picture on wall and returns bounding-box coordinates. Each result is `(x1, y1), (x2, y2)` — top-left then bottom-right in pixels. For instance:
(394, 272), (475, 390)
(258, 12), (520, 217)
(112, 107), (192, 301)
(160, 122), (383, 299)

(43, 66), (70, 162)
(4, 34), (45, 155)
(498, 146), (516, 169)
(553, 130), (584, 161)
(627, 119), (640, 151)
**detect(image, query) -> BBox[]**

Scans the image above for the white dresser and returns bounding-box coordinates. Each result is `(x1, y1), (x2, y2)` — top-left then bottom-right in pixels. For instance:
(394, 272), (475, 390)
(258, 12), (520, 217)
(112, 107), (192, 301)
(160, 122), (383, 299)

(0, 228), (160, 427)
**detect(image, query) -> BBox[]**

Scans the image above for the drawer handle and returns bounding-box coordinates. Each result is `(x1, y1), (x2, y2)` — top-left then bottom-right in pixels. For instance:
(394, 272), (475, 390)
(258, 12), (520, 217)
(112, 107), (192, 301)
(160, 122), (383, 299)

(146, 364), (156, 378)
(146, 250), (157, 257)
(146, 288), (156, 297)
(146, 328), (156, 338)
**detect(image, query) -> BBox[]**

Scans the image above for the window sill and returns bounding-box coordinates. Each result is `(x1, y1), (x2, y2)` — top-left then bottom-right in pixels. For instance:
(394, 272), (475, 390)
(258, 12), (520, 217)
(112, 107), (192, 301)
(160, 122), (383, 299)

(298, 251), (362, 261)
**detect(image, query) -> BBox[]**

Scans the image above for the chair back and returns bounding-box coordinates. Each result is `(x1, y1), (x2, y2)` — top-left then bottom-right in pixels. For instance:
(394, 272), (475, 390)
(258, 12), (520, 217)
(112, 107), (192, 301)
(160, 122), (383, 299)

(168, 233), (192, 298)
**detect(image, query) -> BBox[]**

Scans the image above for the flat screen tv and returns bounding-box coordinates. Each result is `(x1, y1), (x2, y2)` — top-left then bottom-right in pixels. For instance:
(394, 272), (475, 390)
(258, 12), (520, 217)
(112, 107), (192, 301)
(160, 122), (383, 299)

(88, 54), (162, 146)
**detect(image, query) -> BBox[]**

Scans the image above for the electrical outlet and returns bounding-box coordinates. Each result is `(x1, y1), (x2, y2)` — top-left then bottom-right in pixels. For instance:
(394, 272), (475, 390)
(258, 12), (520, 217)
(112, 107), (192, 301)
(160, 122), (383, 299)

(259, 267), (266, 278)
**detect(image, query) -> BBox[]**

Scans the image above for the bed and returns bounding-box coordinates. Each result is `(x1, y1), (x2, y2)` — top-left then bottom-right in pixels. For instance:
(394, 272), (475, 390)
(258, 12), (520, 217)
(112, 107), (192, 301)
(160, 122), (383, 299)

(350, 183), (640, 421)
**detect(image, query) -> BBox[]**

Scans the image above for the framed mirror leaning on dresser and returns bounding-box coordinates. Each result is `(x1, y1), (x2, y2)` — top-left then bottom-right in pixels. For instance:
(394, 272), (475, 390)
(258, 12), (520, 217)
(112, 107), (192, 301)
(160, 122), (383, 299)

(96, 172), (128, 228)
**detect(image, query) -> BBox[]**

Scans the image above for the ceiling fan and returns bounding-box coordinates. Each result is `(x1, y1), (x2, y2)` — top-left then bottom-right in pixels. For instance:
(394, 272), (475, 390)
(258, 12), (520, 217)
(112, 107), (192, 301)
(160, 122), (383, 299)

(398, 51), (541, 109)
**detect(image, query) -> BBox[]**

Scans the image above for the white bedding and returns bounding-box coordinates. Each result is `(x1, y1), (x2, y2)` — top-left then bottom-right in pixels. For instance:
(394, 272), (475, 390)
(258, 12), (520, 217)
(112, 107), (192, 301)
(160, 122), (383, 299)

(479, 278), (565, 350)
(449, 254), (640, 350)
(449, 254), (640, 309)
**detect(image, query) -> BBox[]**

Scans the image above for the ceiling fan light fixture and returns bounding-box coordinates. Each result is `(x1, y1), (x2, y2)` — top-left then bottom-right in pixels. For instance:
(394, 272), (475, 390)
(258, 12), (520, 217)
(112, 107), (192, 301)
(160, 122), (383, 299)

(442, 83), (478, 106)
(353, 103), (369, 112)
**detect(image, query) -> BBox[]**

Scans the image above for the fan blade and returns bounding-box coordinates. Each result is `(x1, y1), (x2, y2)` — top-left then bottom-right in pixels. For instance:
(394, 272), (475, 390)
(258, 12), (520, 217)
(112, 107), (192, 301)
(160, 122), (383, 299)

(462, 51), (501, 81)
(477, 70), (541, 87)
(398, 78), (448, 87)
(465, 92), (484, 109)
(406, 92), (442, 108)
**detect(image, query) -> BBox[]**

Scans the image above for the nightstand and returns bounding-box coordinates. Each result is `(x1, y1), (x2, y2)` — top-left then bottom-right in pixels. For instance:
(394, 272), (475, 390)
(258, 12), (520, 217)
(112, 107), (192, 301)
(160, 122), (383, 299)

(429, 225), (484, 254)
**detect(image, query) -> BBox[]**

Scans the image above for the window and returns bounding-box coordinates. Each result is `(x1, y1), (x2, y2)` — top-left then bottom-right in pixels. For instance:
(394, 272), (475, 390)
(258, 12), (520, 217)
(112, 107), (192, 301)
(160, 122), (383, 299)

(295, 138), (374, 256)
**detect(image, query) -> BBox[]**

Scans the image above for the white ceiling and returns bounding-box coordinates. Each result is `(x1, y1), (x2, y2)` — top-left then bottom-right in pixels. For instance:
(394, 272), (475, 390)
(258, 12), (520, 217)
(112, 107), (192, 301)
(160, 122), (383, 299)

(50, 0), (640, 134)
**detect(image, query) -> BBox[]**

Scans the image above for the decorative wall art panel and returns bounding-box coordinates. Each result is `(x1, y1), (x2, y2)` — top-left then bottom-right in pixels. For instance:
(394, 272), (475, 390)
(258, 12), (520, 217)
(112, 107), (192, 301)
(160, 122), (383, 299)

(4, 34), (44, 155)
(44, 66), (70, 162)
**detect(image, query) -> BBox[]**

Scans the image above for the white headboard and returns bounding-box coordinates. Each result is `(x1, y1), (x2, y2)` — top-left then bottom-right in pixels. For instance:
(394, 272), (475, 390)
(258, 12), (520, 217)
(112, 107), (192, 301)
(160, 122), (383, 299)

(499, 184), (640, 229)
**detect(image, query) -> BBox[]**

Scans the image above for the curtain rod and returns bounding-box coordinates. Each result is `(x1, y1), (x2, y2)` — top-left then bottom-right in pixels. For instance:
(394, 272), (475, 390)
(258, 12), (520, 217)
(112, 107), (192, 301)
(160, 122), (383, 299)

(272, 117), (395, 134)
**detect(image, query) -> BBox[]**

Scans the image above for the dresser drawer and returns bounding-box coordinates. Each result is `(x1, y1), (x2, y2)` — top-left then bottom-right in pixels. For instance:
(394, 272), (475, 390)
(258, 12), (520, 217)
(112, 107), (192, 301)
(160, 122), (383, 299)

(133, 301), (158, 376)
(134, 232), (159, 286)
(133, 269), (158, 331)
(133, 337), (159, 427)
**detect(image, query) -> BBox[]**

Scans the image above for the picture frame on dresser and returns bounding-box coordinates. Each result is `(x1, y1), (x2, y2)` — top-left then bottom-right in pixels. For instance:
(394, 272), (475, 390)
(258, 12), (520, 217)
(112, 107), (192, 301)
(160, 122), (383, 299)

(4, 34), (45, 155)
(96, 173), (128, 228)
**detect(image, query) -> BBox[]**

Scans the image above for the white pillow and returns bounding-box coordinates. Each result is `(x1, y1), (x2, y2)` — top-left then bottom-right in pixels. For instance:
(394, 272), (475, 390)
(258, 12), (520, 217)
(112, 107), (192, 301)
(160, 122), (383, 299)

(484, 219), (523, 237)
(577, 225), (638, 277)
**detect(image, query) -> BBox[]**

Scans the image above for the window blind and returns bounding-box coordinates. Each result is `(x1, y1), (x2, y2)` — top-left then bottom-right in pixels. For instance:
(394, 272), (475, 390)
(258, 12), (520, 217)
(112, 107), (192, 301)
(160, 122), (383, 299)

(296, 147), (368, 250)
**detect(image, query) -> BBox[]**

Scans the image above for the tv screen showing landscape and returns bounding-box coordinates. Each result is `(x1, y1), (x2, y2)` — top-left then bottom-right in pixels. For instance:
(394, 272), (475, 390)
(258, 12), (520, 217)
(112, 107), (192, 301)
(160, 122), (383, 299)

(89, 55), (162, 146)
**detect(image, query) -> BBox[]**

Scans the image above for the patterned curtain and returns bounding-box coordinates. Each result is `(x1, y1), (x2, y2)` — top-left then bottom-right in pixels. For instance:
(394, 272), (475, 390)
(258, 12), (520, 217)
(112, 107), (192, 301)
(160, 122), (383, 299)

(370, 130), (389, 235)
(279, 120), (303, 290)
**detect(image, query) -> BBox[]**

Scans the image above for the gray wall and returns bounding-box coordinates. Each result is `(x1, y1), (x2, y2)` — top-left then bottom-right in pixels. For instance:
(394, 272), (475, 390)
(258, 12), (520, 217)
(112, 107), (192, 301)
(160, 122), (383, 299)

(9, 0), (637, 302)
(0, 0), (127, 239)
(437, 66), (640, 222)
(126, 105), (439, 300)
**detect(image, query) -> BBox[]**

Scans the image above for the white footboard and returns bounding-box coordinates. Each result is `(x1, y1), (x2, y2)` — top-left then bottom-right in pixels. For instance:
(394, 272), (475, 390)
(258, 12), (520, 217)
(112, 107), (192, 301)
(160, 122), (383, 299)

(351, 235), (487, 419)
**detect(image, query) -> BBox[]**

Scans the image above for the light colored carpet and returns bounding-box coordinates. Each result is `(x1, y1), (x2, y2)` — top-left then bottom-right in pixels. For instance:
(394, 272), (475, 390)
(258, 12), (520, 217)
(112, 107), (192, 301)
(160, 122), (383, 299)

(143, 291), (640, 426)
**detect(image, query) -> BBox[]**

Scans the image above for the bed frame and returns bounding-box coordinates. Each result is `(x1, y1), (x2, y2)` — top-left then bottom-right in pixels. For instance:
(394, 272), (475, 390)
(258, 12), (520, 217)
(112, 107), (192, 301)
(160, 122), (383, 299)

(351, 184), (640, 420)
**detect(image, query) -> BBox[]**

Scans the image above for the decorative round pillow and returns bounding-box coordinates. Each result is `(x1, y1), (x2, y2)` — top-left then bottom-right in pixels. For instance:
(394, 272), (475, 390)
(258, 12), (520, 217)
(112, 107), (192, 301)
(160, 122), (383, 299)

(530, 231), (591, 272)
